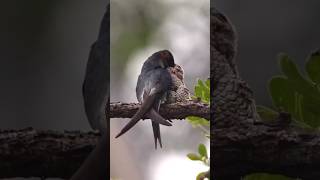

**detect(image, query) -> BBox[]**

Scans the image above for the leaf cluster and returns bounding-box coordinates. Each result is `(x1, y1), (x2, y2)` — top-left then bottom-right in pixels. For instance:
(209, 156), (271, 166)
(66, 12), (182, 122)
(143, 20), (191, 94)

(187, 144), (210, 180)
(186, 79), (210, 179)
(253, 50), (320, 180)
(259, 50), (320, 129)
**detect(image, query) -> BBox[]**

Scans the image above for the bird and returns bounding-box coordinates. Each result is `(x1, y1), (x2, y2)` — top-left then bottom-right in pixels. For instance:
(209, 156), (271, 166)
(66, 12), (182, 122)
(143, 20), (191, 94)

(74, 6), (109, 180)
(115, 50), (175, 149)
(166, 64), (191, 104)
(82, 7), (109, 135)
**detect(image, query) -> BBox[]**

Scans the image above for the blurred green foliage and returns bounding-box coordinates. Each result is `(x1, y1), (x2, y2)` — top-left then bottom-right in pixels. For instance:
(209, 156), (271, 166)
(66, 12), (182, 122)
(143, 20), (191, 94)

(111, 1), (164, 66)
(187, 79), (210, 136)
(194, 79), (210, 104)
(187, 144), (210, 180)
(186, 79), (210, 180)
(187, 116), (210, 128)
(258, 51), (320, 129)
(253, 50), (320, 180)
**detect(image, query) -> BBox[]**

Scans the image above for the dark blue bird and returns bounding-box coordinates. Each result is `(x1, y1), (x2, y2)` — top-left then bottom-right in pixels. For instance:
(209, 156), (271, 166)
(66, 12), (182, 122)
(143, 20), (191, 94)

(115, 50), (175, 149)
(82, 7), (109, 135)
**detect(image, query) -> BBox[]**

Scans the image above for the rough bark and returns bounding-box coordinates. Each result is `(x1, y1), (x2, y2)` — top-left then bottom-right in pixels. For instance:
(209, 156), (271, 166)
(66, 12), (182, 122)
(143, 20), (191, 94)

(0, 101), (208, 179)
(0, 128), (99, 179)
(110, 101), (209, 120)
(213, 124), (320, 180)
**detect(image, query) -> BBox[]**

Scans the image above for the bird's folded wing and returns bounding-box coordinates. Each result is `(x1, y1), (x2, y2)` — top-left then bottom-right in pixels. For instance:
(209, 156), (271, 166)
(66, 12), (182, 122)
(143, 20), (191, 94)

(115, 93), (159, 138)
(147, 108), (171, 126)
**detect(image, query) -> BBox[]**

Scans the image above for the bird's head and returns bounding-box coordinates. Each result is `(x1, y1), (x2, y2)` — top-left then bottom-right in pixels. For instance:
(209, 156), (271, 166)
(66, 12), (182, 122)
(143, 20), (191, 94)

(142, 50), (175, 73)
(156, 50), (175, 68)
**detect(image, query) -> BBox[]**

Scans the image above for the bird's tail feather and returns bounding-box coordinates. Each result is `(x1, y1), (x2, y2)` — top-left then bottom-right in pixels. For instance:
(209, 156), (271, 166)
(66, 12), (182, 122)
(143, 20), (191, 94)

(152, 121), (162, 149)
(115, 93), (158, 138)
(148, 108), (171, 126)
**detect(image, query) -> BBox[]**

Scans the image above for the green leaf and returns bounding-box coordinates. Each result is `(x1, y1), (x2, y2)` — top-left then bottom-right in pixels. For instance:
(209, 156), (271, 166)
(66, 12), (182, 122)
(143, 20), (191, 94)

(194, 79), (210, 104)
(198, 144), (208, 158)
(187, 153), (201, 161)
(195, 85), (202, 99)
(278, 53), (301, 80)
(256, 105), (279, 122)
(269, 76), (320, 128)
(187, 116), (210, 127)
(306, 50), (320, 84)
(269, 76), (295, 113)
(205, 79), (210, 87)
(196, 171), (209, 180)
(299, 95), (320, 127)
(278, 54), (320, 104)
(267, 51), (320, 129)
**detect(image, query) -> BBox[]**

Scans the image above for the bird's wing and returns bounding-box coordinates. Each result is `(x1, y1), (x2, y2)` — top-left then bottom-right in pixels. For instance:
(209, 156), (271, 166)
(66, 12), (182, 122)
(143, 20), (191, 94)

(147, 108), (171, 126)
(143, 77), (171, 126)
(116, 69), (171, 139)
(136, 74), (144, 103)
(82, 42), (109, 132)
(115, 92), (159, 138)
(82, 8), (110, 133)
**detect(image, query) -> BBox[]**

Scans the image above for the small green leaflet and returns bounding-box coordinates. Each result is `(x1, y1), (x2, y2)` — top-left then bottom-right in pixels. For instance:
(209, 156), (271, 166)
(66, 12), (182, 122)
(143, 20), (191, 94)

(187, 116), (210, 127)
(194, 79), (210, 104)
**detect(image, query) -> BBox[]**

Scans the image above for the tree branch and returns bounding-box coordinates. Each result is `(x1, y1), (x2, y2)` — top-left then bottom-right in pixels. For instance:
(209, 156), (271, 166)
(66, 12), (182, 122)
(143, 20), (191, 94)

(213, 124), (320, 180)
(110, 101), (210, 120)
(0, 101), (208, 179)
(0, 128), (99, 179)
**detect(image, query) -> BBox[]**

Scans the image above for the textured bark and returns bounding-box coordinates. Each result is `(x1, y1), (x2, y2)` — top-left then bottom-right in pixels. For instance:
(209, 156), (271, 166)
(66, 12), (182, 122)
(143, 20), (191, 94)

(212, 6), (320, 180)
(0, 101), (208, 179)
(213, 125), (320, 180)
(110, 101), (210, 120)
(0, 128), (99, 179)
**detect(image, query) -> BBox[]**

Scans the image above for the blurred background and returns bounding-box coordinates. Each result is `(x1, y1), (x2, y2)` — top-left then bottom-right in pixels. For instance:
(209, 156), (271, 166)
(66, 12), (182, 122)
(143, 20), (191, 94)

(0, 0), (105, 132)
(110, 0), (209, 180)
(1, 0), (319, 179)
(0, 0), (106, 179)
(215, 0), (320, 107)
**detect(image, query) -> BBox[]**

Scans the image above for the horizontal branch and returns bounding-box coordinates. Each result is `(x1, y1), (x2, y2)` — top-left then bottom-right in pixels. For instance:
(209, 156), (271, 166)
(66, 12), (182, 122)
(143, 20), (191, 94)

(110, 101), (210, 120)
(0, 101), (208, 179)
(212, 124), (320, 180)
(0, 128), (99, 179)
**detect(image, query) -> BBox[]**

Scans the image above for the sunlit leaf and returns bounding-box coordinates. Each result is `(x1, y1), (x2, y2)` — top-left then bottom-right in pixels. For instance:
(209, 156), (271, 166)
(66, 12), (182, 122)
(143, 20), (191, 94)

(194, 79), (210, 104)
(205, 79), (210, 87)
(198, 144), (208, 159)
(187, 116), (210, 127)
(187, 153), (201, 161)
(196, 171), (209, 180)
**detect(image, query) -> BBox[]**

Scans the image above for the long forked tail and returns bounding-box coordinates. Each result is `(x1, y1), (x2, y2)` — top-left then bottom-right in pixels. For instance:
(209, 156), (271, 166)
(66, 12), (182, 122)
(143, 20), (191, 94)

(152, 121), (162, 149)
(148, 108), (167, 149)
(115, 93), (170, 138)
